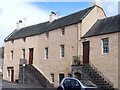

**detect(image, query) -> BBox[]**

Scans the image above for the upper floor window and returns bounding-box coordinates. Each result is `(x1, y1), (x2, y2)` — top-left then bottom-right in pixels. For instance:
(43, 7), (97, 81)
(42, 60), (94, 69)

(22, 49), (25, 59)
(102, 38), (109, 54)
(45, 32), (49, 39)
(23, 38), (26, 42)
(10, 50), (13, 60)
(45, 47), (48, 59)
(61, 27), (65, 36)
(60, 44), (65, 58)
(11, 40), (14, 44)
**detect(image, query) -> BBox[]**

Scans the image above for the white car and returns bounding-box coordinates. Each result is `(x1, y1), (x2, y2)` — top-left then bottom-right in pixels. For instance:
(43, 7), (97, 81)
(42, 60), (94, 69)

(57, 77), (97, 90)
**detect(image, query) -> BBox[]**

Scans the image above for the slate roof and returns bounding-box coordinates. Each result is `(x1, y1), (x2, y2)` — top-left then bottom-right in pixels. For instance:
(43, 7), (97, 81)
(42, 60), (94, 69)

(5, 6), (96, 41)
(82, 14), (120, 38)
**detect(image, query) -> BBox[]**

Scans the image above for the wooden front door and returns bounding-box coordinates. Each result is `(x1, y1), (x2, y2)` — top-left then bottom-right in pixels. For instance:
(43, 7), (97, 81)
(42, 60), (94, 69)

(11, 70), (14, 82)
(29, 48), (34, 64)
(83, 41), (90, 64)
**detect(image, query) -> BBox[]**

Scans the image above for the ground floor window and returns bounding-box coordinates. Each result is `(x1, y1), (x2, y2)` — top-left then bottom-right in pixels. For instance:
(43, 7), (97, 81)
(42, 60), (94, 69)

(59, 73), (65, 83)
(7, 67), (14, 82)
(50, 73), (54, 83)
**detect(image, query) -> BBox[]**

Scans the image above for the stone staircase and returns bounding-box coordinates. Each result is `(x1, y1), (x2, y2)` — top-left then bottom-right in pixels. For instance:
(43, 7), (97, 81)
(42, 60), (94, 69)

(25, 64), (53, 87)
(72, 63), (114, 89)
(19, 64), (53, 87)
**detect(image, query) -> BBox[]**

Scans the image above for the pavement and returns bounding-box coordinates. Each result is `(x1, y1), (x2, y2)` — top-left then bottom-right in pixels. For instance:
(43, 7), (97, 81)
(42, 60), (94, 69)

(0, 79), (57, 90)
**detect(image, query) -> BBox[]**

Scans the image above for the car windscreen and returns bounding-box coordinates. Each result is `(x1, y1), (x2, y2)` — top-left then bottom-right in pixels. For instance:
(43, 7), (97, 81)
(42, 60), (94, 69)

(79, 80), (95, 87)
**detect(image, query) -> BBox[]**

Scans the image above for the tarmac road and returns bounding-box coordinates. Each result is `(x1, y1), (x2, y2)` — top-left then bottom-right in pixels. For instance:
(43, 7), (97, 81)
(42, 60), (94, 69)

(0, 79), (57, 90)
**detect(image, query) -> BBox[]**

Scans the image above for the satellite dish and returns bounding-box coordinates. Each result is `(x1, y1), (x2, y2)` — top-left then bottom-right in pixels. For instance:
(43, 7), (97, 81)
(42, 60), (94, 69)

(92, 0), (102, 7)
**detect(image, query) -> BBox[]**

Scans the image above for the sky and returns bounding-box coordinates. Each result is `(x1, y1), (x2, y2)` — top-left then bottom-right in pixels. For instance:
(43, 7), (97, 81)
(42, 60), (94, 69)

(0, 0), (119, 47)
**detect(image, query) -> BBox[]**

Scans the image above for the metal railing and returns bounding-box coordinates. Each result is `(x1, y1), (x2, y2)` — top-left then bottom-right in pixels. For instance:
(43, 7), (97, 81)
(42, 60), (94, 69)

(72, 56), (82, 65)
(20, 59), (27, 65)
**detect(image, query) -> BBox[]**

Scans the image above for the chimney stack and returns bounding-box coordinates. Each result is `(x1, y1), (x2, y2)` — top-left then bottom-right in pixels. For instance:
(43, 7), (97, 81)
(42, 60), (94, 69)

(49, 12), (58, 22)
(16, 18), (26, 30)
(92, 0), (102, 7)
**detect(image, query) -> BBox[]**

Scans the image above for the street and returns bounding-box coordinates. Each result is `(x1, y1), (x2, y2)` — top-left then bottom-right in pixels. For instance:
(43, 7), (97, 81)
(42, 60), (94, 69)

(0, 80), (57, 90)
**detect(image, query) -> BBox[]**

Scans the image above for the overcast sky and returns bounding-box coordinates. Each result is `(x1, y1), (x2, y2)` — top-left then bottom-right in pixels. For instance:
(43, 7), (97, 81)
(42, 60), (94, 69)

(0, 0), (119, 47)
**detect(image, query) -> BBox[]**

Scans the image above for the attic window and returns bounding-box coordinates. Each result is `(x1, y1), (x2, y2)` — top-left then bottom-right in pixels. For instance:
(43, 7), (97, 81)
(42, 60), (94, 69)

(45, 32), (49, 39)
(61, 27), (65, 36)
(23, 38), (26, 42)
(11, 40), (14, 44)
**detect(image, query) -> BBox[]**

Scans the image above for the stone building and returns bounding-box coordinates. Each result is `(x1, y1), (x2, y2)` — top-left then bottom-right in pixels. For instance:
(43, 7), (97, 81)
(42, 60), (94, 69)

(3, 5), (119, 89)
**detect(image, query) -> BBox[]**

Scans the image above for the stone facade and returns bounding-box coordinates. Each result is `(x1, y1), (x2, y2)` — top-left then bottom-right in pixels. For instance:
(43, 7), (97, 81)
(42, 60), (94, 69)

(81, 33), (119, 88)
(3, 6), (106, 87)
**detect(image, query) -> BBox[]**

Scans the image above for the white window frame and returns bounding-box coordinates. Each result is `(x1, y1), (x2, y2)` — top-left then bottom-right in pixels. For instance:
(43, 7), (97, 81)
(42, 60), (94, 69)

(60, 44), (65, 58)
(61, 27), (65, 36)
(45, 47), (48, 59)
(22, 49), (25, 59)
(10, 50), (13, 60)
(45, 32), (49, 39)
(7, 69), (11, 77)
(102, 38), (109, 54)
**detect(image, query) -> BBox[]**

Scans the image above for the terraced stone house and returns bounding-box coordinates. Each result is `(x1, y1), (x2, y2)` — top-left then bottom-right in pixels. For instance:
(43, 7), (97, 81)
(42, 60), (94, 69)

(3, 5), (119, 89)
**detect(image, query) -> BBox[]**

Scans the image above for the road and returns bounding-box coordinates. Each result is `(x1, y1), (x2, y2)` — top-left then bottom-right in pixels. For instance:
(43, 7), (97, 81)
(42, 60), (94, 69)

(0, 80), (57, 90)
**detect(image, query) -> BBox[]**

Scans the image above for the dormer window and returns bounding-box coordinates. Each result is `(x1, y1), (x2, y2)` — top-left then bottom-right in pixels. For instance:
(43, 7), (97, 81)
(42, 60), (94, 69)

(45, 32), (49, 39)
(61, 27), (65, 36)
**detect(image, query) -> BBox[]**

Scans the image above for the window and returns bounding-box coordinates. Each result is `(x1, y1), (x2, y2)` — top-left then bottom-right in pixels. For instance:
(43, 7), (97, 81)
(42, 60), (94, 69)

(10, 51), (13, 60)
(11, 40), (14, 44)
(60, 45), (65, 58)
(61, 27), (65, 36)
(50, 74), (54, 82)
(23, 38), (26, 42)
(22, 49), (25, 59)
(45, 32), (49, 39)
(45, 47), (48, 59)
(7, 69), (10, 77)
(102, 38), (109, 53)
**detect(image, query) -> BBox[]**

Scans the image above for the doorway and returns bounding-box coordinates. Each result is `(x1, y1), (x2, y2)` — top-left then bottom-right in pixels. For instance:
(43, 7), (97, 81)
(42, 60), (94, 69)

(7, 67), (14, 82)
(83, 41), (90, 64)
(29, 48), (34, 64)
(59, 74), (65, 84)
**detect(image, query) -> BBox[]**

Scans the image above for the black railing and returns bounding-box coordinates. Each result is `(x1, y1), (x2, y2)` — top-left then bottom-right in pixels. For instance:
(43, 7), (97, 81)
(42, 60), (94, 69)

(20, 59), (27, 65)
(72, 56), (82, 65)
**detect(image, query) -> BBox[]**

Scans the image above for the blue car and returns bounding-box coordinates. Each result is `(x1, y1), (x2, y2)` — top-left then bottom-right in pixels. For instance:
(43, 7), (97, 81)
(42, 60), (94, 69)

(57, 77), (97, 90)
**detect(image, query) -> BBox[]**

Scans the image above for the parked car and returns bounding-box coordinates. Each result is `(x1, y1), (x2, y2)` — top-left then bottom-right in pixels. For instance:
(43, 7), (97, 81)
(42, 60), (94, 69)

(57, 77), (97, 90)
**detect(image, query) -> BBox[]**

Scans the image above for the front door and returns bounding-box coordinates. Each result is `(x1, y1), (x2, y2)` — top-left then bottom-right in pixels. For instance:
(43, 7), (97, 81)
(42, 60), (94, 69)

(29, 48), (34, 64)
(11, 70), (14, 82)
(83, 41), (90, 64)
(59, 74), (65, 84)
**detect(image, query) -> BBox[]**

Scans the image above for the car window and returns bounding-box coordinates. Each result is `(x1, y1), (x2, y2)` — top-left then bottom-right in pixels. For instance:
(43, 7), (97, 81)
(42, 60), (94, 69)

(71, 79), (81, 87)
(80, 80), (95, 87)
(63, 79), (81, 87)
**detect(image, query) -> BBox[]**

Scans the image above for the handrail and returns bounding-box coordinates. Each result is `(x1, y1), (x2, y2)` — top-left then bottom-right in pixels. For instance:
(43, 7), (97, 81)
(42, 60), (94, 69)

(88, 62), (114, 87)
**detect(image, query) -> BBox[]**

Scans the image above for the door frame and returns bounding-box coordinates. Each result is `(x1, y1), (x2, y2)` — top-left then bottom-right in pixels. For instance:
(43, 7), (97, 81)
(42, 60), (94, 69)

(29, 48), (34, 64)
(83, 41), (90, 64)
